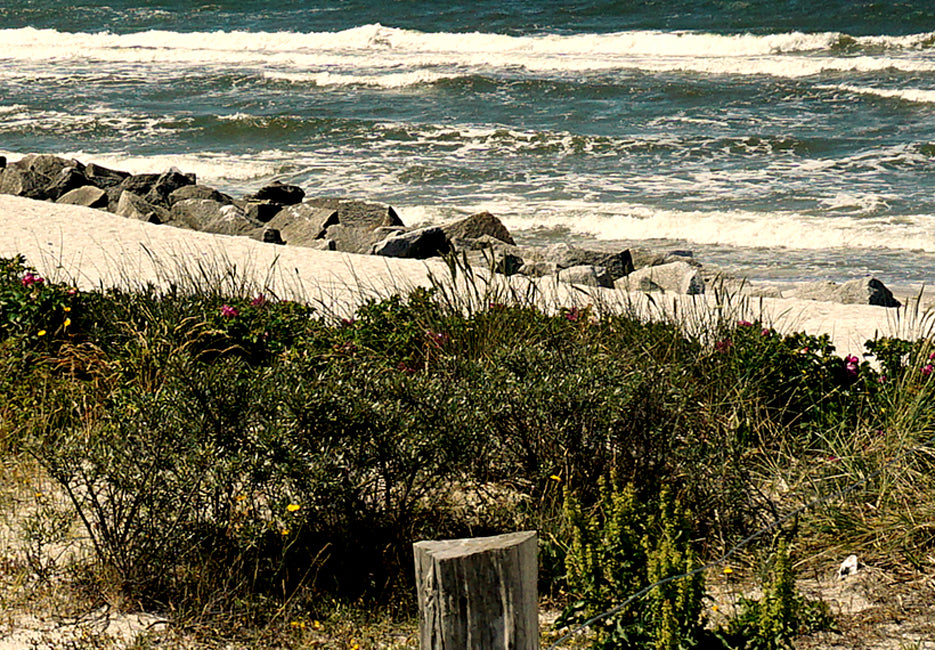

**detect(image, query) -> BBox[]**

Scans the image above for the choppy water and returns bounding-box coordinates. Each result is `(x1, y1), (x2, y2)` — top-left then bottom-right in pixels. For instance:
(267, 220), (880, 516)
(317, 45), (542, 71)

(3, 1), (935, 291)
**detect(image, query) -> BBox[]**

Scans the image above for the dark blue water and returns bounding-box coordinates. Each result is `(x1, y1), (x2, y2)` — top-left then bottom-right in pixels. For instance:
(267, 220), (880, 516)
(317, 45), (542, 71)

(3, 0), (935, 289)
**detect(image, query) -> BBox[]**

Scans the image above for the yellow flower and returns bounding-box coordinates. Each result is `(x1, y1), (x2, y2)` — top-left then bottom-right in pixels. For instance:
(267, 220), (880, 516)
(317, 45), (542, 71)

(549, 475), (561, 482)
(286, 503), (300, 512)
(723, 566), (733, 575)
(37, 330), (46, 337)
(350, 643), (359, 650)
(312, 620), (322, 630)
(281, 528), (291, 536)
(712, 604), (719, 612)
(63, 306), (71, 312)
(63, 318), (71, 328)
(236, 494), (247, 502)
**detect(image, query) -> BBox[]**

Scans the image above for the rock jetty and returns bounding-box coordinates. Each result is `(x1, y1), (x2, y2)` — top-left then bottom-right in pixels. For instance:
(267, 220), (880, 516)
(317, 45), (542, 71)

(0, 154), (901, 307)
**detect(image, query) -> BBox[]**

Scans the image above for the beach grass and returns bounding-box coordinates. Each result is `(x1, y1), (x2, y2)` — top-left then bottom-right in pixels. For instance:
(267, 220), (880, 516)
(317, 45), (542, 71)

(1, 251), (934, 648)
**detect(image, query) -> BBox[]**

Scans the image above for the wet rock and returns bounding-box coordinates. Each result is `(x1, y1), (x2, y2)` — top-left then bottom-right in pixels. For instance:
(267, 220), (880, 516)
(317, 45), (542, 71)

(56, 186), (109, 209)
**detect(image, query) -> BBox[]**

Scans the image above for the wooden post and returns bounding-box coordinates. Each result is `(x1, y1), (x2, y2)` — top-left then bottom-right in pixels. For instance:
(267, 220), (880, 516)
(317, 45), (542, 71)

(413, 530), (538, 650)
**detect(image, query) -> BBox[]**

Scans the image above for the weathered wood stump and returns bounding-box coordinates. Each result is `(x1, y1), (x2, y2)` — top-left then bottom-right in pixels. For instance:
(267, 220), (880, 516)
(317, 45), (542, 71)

(413, 530), (538, 650)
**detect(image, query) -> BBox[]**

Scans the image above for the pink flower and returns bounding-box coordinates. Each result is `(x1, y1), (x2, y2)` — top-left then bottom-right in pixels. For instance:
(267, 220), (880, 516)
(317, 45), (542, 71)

(877, 375), (887, 384)
(737, 320), (753, 327)
(715, 339), (732, 353)
(922, 364), (934, 377)
(844, 355), (859, 379)
(340, 317), (355, 327)
(761, 328), (771, 337)
(220, 304), (239, 319)
(929, 351), (935, 360)
(21, 272), (44, 287)
(426, 330), (449, 347)
(250, 294), (267, 307)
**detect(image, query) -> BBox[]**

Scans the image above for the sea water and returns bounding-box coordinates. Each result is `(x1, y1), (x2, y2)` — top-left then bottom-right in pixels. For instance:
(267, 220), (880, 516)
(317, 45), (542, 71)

(3, 0), (935, 291)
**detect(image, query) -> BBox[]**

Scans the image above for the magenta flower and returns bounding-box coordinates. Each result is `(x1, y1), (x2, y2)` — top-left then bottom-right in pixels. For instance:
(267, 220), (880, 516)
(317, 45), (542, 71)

(922, 364), (934, 377)
(761, 328), (771, 337)
(21, 272), (44, 287)
(715, 338), (732, 353)
(340, 317), (355, 327)
(220, 304), (239, 319)
(565, 307), (582, 322)
(250, 293), (267, 307)
(737, 320), (753, 327)
(844, 355), (859, 380)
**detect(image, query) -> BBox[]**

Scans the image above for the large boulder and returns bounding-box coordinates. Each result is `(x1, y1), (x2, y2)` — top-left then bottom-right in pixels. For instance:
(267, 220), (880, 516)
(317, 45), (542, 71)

(244, 200), (284, 223)
(169, 199), (260, 235)
(13, 153), (83, 179)
(265, 203), (340, 246)
(790, 277), (900, 307)
(442, 211), (515, 246)
(372, 226), (451, 259)
(44, 166), (90, 201)
(630, 248), (695, 270)
(168, 184), (232, 206)
(558, 264), (614, 289)
(519, 260), (559, 277)
(618, 260), (705, 295)
(57, 186), (109, 209)
(304, 198), (404, 231)
(539, 243), (634, 280)
(0, 166), (51, 199)
(326, 224), (405, 255)
(145, 169), (196, 206)
(114, 191), (168, 224)
(248, 181), (305, 205)
(84, 162), (130, 189)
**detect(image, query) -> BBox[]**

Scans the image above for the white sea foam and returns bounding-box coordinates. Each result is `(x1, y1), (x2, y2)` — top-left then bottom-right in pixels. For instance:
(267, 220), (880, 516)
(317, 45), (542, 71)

(264, 69), (452, 88)
(817, 83), (935, 104)
(2, 25), (935, 82)
(493, 202), (935, 253)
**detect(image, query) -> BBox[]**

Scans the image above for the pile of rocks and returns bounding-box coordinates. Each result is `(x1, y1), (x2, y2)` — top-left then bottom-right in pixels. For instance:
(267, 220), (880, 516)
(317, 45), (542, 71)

(0, 154), (901, 307)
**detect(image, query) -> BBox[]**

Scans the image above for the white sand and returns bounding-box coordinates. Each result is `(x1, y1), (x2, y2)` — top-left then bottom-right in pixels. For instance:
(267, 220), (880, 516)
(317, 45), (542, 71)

(1, 194), (931, 356)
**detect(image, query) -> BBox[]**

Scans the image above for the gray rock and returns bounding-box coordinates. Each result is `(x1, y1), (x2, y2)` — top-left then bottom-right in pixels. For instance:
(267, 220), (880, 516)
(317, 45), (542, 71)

(304, 197), (405, 230)
(791, 277), (900, 307)
(44, 167), (90, 201)
(0, 167), (51, 199)
(56, 185), (109, 209)
(557, 264), (615, 289)
(248, 181), (305, 205)
(519, 260), (559, 277)
(169, 199), (259, 235)
(539, 243), (634, 280)
(630, 248), (697, 270)
(244, 200), (284, 223)
(324, 224), (397, 254)
(266, 204), (341, 246)
(372, 226), (451, 259)
(618, 261), (705, 295)
(84, 162), (130, 188)
(145, 169), (195, 206)
(441, 211), (515, 246)
(466, 247), (525, 276)
(114, 191), (168, 224)
(262, 228), (285, 245)
(168, 184), (232, 206)
(13, 153), (83, 179)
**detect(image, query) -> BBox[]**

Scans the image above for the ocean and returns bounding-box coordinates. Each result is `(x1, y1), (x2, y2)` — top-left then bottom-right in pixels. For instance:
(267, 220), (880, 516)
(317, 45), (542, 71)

(3, 0), (935, 291)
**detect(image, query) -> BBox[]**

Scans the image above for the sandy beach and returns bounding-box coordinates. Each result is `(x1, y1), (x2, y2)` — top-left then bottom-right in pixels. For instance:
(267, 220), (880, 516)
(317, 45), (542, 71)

(0, 193), (928, 359)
